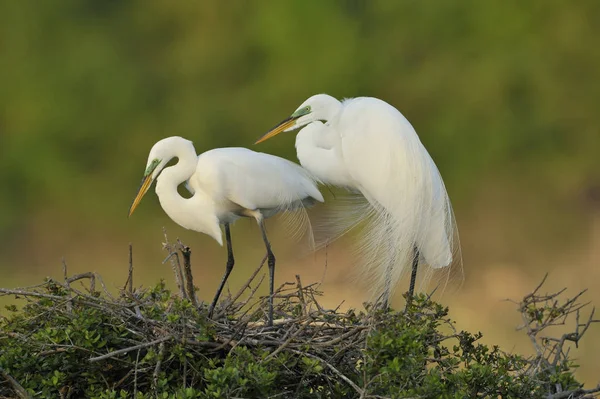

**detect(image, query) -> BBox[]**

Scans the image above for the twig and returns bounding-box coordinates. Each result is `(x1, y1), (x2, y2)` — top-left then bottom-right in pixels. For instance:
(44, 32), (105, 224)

(89, 336), (171, 362)
(319, 241), (329, 287)
(152, 341), (166, 392)
(113, 369), (134, 390)
(230, 275), (266, 318)
(0, 367), (31, 399)
(546, 384), (600, 399)
(263, 323), (309, 362)
(133, 349), (140, 397)
(215, 255), (267, 319)
(62, 257), (68, 283)
(289, 349), (364, 397)
(0, 288), (127, 315)
(516, 276), (600, 396)
(62, 258), (73, 312)
(0, 288), (72, 301)
(124, 243), (133, 294)
(37, 347), (69, 356)
(66, 273), (96, 293)
(162, 228), (185, 298)
(311, 328), (364, 347)
(296, 275), (307, 317)
(231, 255), (267, 305)
(178, 241), (198, 307)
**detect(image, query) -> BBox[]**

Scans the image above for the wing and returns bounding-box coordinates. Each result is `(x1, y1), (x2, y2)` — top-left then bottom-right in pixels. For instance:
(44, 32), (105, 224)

(191, 147), (324, 252)
(193, 147), (323, 211)
(332, 97), (462, 299)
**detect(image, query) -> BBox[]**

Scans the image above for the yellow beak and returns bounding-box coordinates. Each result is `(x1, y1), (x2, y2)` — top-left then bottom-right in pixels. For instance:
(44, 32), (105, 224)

(128, 174), (153, 217)
(255, 116), (297, 144)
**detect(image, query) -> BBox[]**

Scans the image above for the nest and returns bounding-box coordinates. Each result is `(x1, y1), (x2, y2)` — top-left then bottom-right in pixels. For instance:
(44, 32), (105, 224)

(0, 236), (393, 398)
(1, 235), (599, 398)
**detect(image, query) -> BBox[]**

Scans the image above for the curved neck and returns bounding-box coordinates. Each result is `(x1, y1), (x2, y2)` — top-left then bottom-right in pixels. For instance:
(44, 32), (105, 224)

(295, 122), (352, 187)
(317, 98), (343, 124)
(157, 145), (197, 189)
(155, 144), (199, 220)
(297, 95), (343, 129)
(154, 144), (222, 244)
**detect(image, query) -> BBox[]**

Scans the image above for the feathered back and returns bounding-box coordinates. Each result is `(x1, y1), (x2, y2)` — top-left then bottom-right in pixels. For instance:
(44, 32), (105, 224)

(193, 147), (324, 251)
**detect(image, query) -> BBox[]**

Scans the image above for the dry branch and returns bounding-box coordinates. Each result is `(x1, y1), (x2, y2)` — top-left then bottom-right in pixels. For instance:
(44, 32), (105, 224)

(162, 228), (185, 298)
(0, 367), (31, 399)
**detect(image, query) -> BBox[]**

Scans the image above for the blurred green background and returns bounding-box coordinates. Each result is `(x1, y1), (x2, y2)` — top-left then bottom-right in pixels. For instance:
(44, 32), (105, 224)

(1, 0), (599, 385)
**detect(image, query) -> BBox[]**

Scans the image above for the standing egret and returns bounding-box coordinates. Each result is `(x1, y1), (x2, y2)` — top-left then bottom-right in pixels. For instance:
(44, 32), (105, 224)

(256, 94), (460, 307)
(129, 136), (324, 325)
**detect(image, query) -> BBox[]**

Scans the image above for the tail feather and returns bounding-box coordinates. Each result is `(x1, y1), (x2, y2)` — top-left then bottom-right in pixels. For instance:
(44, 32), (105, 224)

(310, 164), (462, 303)
(275, 204), (317, 254)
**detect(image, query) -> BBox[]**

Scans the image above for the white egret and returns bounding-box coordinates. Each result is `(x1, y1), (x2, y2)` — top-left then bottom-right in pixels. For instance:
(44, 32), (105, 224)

(129, 136), (324, 325)
(256, 94), (461, 306)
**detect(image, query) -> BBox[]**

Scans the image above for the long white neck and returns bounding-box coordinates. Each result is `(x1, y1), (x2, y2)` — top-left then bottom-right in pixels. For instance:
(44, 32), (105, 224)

(295, 122), (353, 188)
(154, 144), (223, 245)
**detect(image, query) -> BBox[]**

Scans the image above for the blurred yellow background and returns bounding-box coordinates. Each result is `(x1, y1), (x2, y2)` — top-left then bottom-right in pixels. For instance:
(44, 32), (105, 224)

(1, 0), (599, 386)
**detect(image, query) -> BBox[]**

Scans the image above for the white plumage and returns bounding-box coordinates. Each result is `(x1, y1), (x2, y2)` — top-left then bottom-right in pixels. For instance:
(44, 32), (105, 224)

(129, 136), (323, 325)
(256, 94), (461, 305)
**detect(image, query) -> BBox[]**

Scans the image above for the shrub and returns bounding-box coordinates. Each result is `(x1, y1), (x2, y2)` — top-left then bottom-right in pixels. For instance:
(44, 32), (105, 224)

(0, 244), (598, 398)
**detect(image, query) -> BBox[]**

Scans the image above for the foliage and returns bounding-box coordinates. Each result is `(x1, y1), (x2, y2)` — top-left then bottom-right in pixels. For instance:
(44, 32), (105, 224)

(0, 246), (598, 398)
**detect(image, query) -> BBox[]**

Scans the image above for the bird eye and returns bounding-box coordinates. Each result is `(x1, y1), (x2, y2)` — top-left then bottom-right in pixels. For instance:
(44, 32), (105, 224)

(291, 106), (311, 118)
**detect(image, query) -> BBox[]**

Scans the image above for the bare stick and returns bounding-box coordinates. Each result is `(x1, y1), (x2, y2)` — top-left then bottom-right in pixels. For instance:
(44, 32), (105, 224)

(216, 273), (267, 322)
(289, 349), (364, 396)
(89, 336), (171, 362)
(152, 341), (166, 392)
(133, 349), (140, 397)
(66, 273), (96, 293)
(162, 228), (185, 298)
(233, 254), (267, 303)
(62, 257), (68, 282)
(182, 317), (188, 390)
(178, 241), (198, 307)
(125, 243), (133, 293)
(0, 288), (72, 301)
(296, 275), (307, 317)
(219, 255), (267, 316)
(62, 258), (73, 312)
(0, 288), (128, 313)
(264, 323), (309, 361)
(93, 274), (112, 299)
(547, 384), (600, 399)
(515, 276), (600, 396)
(0, 367), (31, 399)
(113, 369), (134, 390)
(318, 242), (329, 287)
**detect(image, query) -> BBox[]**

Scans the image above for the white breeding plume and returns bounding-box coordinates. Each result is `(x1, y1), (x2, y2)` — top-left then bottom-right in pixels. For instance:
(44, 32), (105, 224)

(129, 136), (323, 325)
(256, 95), (461, 305)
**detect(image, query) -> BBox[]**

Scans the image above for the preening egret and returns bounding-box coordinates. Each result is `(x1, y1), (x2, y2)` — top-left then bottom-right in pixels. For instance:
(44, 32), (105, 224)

(256, 94), (461, 306)
(129, 136), (324, 325)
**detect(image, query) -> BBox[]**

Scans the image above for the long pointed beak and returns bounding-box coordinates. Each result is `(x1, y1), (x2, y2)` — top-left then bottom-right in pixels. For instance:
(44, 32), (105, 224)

(255, 116), (298, 144)
(128, 174), (153, 217)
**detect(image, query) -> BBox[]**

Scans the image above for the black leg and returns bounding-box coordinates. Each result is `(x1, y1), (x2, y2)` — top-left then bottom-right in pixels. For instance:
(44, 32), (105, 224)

(208, 223), (234, 318)
(257, 216), (276, 327)
(406, 247), (419, 310)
